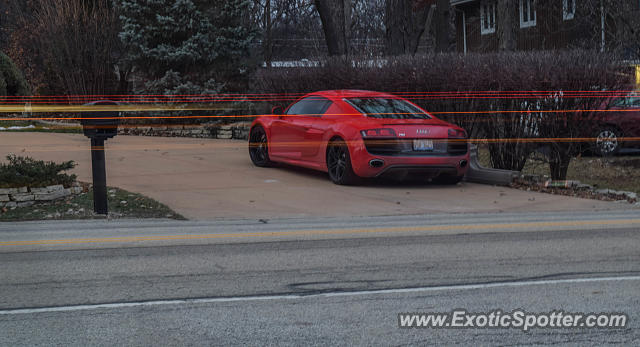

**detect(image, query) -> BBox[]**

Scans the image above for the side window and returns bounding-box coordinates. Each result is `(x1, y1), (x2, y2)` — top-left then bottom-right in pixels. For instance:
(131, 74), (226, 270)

(610, 97), (628, 108)
(286, 96), (332, 116)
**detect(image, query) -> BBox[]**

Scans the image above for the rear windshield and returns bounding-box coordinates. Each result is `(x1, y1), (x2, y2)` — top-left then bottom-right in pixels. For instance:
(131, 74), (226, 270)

(345, 97), (431, 119)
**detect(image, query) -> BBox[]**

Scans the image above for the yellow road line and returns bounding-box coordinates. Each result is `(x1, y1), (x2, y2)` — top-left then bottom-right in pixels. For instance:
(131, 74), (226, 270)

(2, 219), (639, 247)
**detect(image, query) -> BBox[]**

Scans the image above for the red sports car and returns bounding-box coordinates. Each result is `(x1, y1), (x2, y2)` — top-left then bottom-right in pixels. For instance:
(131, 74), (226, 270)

(248, 90), (470, 185)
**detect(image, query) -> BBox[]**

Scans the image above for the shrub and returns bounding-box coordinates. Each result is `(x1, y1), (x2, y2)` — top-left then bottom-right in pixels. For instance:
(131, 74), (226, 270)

(0, 155), (77, 189)
(253, 51), (629, 179)
(0, 52), (30, 96)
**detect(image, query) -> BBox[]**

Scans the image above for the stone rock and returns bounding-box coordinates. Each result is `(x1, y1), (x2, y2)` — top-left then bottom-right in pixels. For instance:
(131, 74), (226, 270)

(12, 193), (35, 202)
(0, 188), (19, 195)
(46, 184), (64, 192)
(30, 187), (49, 194)
(0, 195), (10, 202)
(5, 201), (17, 208)
(17, 187), (28, 193)
(17, 201), (35, 208)
(71, 186), (83, 194)
(35, 189), (71, 201)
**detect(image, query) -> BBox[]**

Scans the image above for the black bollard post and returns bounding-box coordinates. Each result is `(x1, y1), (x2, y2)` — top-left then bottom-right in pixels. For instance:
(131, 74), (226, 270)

(90, 137), (108, 215)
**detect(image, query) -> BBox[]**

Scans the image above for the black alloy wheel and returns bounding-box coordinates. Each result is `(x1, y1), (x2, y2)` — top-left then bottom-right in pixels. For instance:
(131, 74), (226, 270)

(249, 126), (273, 167)
(327, 139), (357, 185)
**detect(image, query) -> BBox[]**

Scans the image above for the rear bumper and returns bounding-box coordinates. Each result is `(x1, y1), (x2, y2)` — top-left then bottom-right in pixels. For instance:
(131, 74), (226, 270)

(350, 139), (470, 178)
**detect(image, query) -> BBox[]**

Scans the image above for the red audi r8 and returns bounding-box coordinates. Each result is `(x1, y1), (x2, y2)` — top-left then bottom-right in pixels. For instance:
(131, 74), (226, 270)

(248, 90), (470, 185)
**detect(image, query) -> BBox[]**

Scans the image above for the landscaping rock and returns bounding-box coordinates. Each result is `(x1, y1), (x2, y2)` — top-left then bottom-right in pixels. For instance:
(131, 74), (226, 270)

(0, 188), (19, 195)
(5, 202), (17, 208)
(12, 194), (35, 202)
(35, 189), (70, 201)
(46, 185), (64, 192)
(17, 201), (35, 208)
(0, 195), (10, 202)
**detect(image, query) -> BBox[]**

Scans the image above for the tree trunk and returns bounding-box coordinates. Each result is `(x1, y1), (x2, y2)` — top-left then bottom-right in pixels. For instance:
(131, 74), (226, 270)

(263, 0), (272, 68)
(497, 0), (517, 51)
(434, 0), (450, 52)
(549, 147), (572, 180)
(384, 0), (434, 56)
(314, 0), (351, 56)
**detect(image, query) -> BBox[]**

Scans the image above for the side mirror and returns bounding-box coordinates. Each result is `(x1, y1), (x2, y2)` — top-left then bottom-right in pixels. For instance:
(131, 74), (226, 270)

(271, 106), (284, 115)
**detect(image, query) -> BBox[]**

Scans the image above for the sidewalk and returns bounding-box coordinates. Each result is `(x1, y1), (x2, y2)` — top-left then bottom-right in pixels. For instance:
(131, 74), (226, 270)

(0, 133), (635, 220)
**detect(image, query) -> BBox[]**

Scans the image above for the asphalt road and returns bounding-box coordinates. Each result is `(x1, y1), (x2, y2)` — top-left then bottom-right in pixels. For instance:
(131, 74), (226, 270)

(1, 211), (639, 345)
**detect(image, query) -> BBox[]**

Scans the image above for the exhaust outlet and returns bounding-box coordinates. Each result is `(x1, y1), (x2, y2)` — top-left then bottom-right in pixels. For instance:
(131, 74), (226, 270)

(369, 159), (385, 168)
(459, 160), (468, 168)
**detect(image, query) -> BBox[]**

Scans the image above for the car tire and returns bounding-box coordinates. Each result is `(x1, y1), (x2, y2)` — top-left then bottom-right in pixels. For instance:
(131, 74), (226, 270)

(249, 126), (274, 167)
(326, 139), (358, 185)
(433, 174), (464, 185)
(594, 127), (622, 156)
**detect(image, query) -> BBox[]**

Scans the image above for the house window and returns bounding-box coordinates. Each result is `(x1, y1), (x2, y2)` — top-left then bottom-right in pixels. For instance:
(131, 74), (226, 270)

(563, 0), (576, 20)
(519, 0), (536, 28)
(480, 1), (496, 35)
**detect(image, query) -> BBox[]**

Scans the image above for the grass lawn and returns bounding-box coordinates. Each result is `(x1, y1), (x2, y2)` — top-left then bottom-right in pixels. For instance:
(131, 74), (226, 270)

(479, 146), (640, 194)
(1, 185), (185, 222)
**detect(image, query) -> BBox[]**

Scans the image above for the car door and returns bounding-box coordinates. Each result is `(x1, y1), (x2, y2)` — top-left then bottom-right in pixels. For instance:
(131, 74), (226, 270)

(609, 93), (640, 137)
(272, 96), (331, 160)
(623, 94), (640, 137)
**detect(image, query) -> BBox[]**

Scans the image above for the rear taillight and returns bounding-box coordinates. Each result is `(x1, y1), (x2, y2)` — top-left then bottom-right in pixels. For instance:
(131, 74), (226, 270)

(361, 128), (397, 138)
(448, 128), (467, 138)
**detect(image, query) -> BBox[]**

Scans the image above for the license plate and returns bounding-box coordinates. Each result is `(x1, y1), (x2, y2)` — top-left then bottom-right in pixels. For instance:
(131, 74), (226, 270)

(413, 139), (434, 151)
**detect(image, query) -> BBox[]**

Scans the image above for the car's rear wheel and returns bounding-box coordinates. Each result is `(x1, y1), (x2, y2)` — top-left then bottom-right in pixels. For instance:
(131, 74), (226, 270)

(594, 127), (622, 156)
(327, 139), (358, 185)
(249, 126), (273, 167)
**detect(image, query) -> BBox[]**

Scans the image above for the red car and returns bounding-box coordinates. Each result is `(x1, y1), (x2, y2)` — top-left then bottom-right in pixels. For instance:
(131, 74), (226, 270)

(591, 91), (640, 155)
(248, 90), (470, 185)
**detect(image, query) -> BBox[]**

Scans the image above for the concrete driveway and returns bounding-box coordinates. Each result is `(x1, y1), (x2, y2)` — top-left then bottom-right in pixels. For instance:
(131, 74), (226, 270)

(0, 132), (634, 220)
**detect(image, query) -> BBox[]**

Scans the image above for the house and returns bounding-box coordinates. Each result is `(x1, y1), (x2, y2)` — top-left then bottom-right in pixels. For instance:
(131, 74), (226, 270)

(450, 0), (640, 54)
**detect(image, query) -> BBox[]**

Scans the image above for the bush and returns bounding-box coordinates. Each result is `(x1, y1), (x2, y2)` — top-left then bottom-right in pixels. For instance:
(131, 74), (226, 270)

(253, 51), (630, 179)
(0, 52), (30, 96)
(0, 155), (77, 189)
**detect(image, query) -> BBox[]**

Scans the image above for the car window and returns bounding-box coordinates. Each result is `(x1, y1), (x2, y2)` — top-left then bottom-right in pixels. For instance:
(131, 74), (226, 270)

(345, 97), (432, 119)
(610, 97), (628, 107)
(286, 96), (332, 116)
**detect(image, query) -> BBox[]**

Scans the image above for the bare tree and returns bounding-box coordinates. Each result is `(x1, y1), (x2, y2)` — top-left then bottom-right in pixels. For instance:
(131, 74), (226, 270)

(314, 0), (352, 56)
(384, 0), (435, 55)
(6, 0), (125, 95)
(434, 0), (450, 52)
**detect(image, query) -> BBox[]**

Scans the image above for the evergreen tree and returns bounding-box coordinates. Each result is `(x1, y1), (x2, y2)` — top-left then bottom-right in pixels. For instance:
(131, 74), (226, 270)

(118, 0), (256, 94)
(0, 52), (30, 96)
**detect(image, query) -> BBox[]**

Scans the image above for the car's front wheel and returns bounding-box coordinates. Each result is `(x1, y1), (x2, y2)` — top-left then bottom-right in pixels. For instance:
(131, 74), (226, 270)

(594, 127), (622, 156)
(326, 139), (358, 185)
(249, 126), (273, 167)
